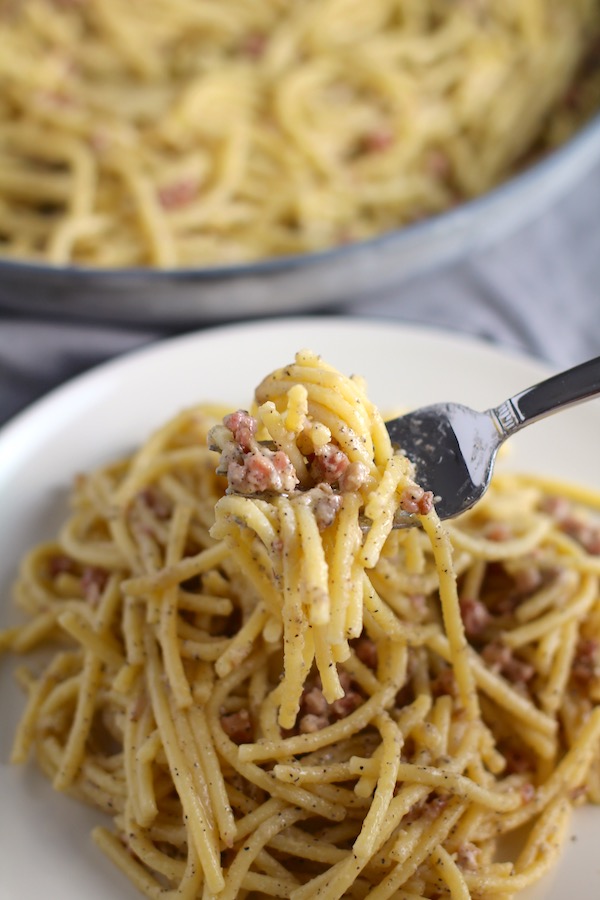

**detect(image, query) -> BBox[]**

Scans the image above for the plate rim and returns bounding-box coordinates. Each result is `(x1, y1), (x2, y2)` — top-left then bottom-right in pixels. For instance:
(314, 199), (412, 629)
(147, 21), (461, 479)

(0, 315), (558, 448)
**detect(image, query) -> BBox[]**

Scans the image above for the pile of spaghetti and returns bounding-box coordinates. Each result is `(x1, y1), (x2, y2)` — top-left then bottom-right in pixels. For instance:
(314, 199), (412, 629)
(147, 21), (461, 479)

(1, 0), (600, 267)
(3, 349), (600, 899)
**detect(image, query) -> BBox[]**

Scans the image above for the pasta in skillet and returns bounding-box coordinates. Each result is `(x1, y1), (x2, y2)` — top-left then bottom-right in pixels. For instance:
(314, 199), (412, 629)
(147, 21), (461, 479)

(2, 349), (600, 899)
(1, 0), (599, 267)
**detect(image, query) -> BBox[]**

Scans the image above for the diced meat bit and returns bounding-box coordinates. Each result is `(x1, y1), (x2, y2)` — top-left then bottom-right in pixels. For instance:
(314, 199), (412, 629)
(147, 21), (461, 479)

(540, 495), (572, 521)
(310, 443), (351, 485)
(313, 492), (343, 530)
(210, 410), (299, 495)
(353, 636), (378, 670)
(456, 842), (480, 871)
(338, 461), (370, 493)
(220, 708), (253, 744)
(295, 671), (364, 734)
(35, 89), (75, 108)
(89, 129), (111, 153)
(299, 713), (330, 734)
(158, 178), (198, 210)
(476, 561), (516, 616)
(481, 641), (535, 687)
(561, 518), (600, 555)
(223, 410), (258, 452)
(81, 566), (109, 605)
(426, 148), (451, 179)
(362, 129), (394, 153)
(296, 483), (343, 530)
(541, 496), (600, 555)
(501, 744), (533, 775)
(492, 593), (522, 617)
(336, 228), (354, 246)
(48, 554), (76, 577)
(227, 449), (298, 494)
(572, 638), (600, 686)
(241, 31), (268, 58)
(405, 793), (449, 825)
(137, 486), (172, 519)
(484, 522), (513, 542)
(312, 484), (344, 530)
(459, 595), (491, 639)
(399, 485), (434, 515)
(330, 689), (363, 719)
(302, 686), (329, 716)
(338, 669), (353, 693)
(488, 563), (558, 617)
(512, 564), (544, 595)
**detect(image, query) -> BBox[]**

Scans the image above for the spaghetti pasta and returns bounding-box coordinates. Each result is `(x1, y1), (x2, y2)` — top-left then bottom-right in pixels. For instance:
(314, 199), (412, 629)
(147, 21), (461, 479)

(2, 349), (600, 899)
(0, 0), (599, 268)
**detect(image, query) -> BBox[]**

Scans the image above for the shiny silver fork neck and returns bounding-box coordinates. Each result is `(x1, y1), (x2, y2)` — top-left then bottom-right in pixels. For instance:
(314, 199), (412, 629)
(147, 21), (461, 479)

(385, 353), (600, 524)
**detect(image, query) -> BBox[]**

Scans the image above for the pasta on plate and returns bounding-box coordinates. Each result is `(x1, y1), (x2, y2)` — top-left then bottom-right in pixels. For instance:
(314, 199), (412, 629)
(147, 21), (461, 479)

(1, 0), (600, 268)
(2, 350), (600, 899)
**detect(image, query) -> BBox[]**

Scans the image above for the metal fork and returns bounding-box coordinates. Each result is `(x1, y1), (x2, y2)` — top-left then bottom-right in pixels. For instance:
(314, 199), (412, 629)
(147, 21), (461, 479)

(385, 354), (600, 524)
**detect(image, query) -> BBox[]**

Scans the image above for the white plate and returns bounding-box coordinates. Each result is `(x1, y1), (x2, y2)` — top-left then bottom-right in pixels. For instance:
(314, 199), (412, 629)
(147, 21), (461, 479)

(1, 316), (599, 899)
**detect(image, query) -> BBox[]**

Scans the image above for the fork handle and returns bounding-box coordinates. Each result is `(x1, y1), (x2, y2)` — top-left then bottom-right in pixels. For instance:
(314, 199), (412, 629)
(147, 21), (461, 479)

(490, 354), (600, 438)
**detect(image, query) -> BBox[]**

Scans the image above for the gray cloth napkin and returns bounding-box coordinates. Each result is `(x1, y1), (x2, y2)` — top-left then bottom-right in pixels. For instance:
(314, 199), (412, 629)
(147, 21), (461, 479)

(348, 164), (600, 366)
(1, 159), (599, 429)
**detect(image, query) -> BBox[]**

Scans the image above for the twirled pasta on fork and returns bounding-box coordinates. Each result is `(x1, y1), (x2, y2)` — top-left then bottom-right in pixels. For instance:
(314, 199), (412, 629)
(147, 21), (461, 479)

(2, 349), (600, 899)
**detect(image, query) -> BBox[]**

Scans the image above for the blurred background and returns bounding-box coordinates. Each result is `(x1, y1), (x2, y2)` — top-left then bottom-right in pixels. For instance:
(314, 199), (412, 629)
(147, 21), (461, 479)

(1, 0), (600, 425)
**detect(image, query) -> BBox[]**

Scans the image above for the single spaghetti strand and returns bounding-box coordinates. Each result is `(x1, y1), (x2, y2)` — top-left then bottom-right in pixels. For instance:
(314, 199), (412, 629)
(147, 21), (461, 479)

(421, 511), (479, 719)
(144, 631), (225, 894)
